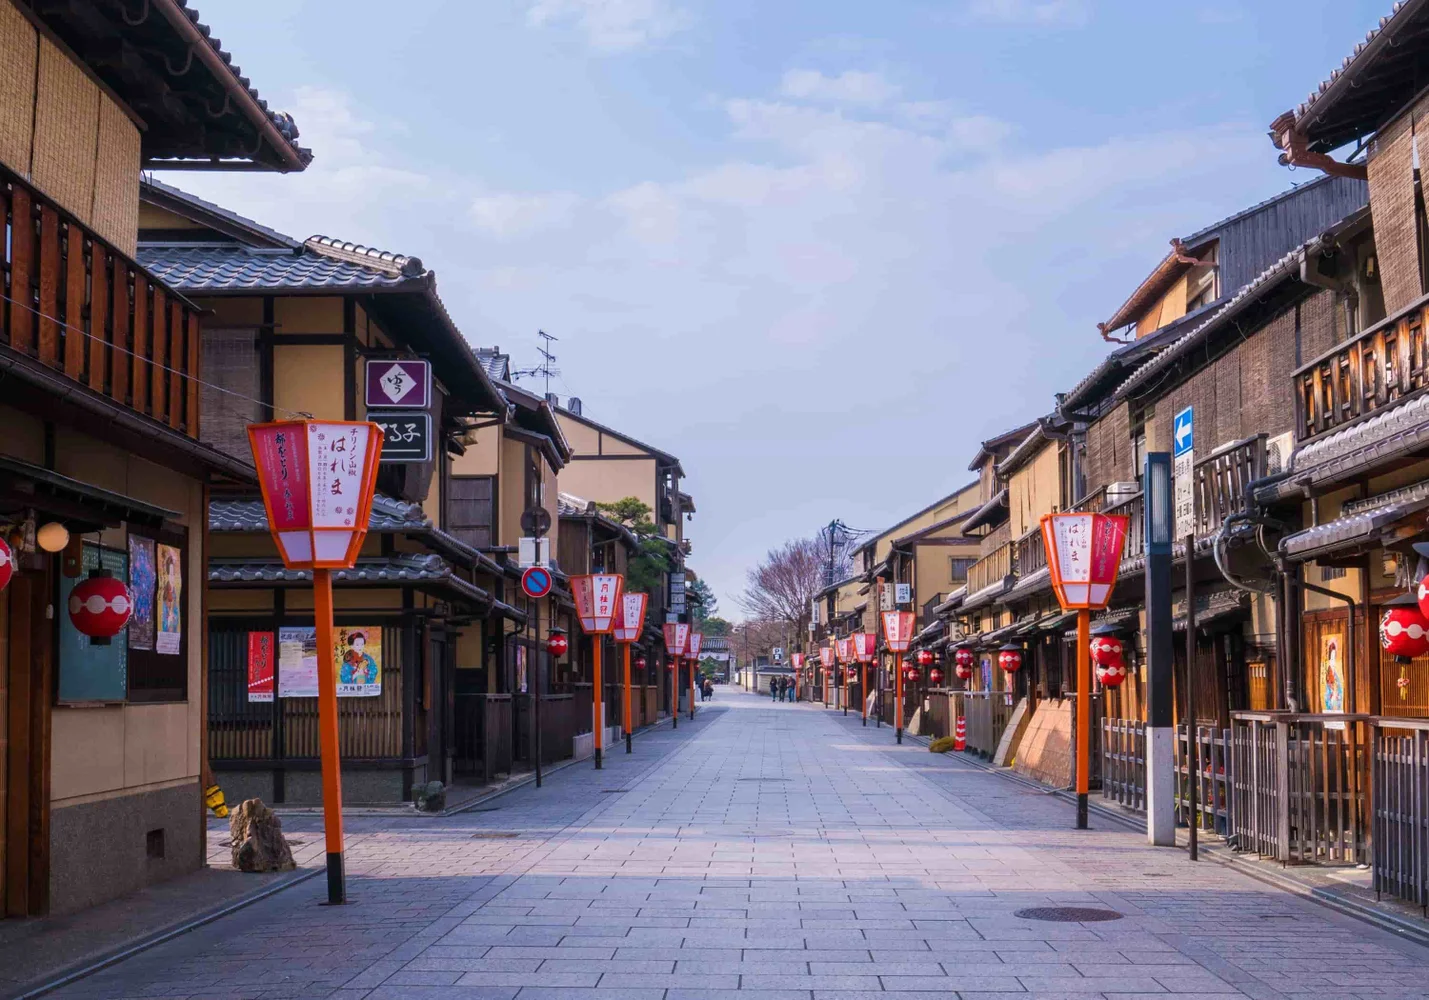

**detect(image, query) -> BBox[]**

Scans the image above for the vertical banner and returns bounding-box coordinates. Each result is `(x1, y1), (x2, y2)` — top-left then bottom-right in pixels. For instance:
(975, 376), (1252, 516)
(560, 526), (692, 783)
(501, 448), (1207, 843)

(248, 631), (275, 702)
(155, 542), (183, 655)
(127, 535), (156, 651)
(335, 625), (382, 696)
(1320, 633), (1346, 730)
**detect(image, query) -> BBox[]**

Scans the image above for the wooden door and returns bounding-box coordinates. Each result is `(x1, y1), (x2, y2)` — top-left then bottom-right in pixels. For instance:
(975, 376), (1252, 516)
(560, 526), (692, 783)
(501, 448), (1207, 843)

(6, 569), (51, 917)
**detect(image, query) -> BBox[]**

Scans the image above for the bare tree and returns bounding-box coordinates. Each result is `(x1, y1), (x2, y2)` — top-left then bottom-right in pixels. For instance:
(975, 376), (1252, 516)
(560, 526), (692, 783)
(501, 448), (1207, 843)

(737, 536), (826, 635)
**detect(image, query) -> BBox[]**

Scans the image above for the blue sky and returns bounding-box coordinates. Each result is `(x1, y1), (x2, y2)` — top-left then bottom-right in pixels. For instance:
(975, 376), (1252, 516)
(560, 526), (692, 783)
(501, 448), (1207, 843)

(171, 0), (1387, 616)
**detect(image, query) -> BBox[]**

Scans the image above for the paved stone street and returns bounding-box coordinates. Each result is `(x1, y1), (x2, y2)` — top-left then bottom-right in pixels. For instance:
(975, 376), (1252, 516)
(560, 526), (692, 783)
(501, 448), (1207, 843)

(49, 689), (1429, 1000)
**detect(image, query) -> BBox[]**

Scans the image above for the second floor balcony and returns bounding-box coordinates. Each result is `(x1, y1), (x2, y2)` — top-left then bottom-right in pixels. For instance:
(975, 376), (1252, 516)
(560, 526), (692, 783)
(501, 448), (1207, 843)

(3, 165), (201, 438)
(966, 537), (1015, 597)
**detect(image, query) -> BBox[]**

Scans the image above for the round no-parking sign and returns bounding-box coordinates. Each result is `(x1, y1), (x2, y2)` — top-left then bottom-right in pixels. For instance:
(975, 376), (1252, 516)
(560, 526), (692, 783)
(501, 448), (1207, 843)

(521, 566), (553, 600)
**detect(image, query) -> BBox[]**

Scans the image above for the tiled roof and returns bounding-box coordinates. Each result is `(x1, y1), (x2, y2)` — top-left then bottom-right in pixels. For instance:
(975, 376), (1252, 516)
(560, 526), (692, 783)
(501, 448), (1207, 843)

(476, 350), (511, 382)
(212, 494), (426, 533)
(138, 245), (420, 294)
(1001, 566), (1050, 603)
(210, 553), (489, 606)
(1281, 488), (1429, 561)
(304, 236), (424, 277)
(1261, 392), (1429, 502)
(142, 178), (299, 248)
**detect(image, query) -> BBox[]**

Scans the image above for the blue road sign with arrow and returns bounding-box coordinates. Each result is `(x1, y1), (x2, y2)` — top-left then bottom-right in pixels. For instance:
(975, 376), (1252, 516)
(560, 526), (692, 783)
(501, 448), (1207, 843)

(1173, 406), (1194, 457)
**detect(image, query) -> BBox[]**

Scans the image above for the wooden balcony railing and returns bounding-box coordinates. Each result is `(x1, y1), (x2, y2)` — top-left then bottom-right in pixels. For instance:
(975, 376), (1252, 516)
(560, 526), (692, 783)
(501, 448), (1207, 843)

(1014, 525), (1046, 577)
(1072, 485), (1107, 512)
(1193, 434), (1266, 536)
(1106, 490), (1145, 560)
(966, 540), (1014, 596)
(2, 165), (200, 437)
(1295, 299), (1429, 442)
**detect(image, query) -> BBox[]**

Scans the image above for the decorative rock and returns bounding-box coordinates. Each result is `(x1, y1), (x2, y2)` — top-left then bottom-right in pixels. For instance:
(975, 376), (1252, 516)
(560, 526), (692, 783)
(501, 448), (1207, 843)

(229, 798), (296, 873)
(414, 780), (446, 813)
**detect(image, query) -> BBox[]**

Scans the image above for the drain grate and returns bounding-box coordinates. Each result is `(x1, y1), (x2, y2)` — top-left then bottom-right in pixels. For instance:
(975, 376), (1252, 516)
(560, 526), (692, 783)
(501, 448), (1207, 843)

(470, 831), (520, 839)
(1014, 906), (1123, 923)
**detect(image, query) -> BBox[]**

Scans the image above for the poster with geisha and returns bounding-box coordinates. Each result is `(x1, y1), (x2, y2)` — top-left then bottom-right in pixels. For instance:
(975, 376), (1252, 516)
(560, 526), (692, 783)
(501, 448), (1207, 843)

(1320, 633), (1346, 730)
(126, 535), (156, 651)
(155, 543), (182, 655)
(278, 626), (319, 698)
(247, 631), (275, 702)
(335, 625), (381, 697)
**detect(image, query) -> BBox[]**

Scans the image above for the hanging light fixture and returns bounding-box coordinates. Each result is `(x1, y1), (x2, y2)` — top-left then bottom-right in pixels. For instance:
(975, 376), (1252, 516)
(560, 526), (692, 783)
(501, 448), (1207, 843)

(954, 647), (974, 680)
(929, 666), (944, 686)
(36, 521), (70, 553)
(68, 568), (132, 644)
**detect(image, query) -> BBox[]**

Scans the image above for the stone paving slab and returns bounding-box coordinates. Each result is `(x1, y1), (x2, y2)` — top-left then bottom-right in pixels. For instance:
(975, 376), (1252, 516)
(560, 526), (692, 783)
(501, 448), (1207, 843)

(29, 690), (1429, 1000)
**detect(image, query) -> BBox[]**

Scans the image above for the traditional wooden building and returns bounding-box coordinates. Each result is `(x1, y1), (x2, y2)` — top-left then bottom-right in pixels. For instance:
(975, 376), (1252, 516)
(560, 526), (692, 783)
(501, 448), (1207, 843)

(0, 0), (306, 915)
(135, 183), (531, 804)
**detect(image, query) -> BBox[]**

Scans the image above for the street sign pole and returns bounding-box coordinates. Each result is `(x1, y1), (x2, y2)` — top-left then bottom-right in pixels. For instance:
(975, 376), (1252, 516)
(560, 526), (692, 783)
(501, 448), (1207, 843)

(1145, 453), (1176, 846)
(535, 595), (543, 788)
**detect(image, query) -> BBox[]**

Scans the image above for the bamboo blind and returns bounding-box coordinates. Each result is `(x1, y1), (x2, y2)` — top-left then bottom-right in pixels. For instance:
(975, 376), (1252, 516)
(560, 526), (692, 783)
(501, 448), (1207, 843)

(0, 1), (35, 174)
(1367, 97), (1423, 315)
(30, 38), (97, 228)
(90, 97), (140, 257)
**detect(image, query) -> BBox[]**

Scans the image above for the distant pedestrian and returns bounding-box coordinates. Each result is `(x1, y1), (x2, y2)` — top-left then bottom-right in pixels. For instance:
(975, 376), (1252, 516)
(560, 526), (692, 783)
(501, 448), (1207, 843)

(781, 676), (791, 703)
(770, 677), (779, 702)
(702, 677), (713, 701)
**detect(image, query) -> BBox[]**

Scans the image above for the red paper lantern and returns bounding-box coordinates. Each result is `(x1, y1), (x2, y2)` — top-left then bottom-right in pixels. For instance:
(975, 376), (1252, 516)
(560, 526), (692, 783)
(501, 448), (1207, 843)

(635, 656), (647, 670)
(904, 666), (920, 683)
(0, 535), (13, 591)
(916, 649), (934, 667)
(954, 647), (974, 677)
(955, 660), (973, 681)
(1418, 573), (1429, 620)
(1382, 607), (1429, 662)
(1090, 636), (1124, 667)
(1096, 660), (1128, 688)
(546, 631), (568, 657)
(998, 646), (1022, 673)
(929, 667), (944, 685)
(68, 570), (132, 643)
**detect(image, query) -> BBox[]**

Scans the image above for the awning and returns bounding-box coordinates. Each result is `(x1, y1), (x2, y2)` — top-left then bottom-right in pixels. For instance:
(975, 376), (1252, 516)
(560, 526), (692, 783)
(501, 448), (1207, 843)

(1173, 589), (1250, 632)
(210, 552), (491, 608)
(1279, 483), (1429, 562)
(960, 577), (1010, 613)
(962, 488), (1009, 533)
(975, 622), (1021, 648)
(1066, 605), (1140, 638)
(1003, 565), (1050, 603)
(933, 585), (967, 616)
(0, 454), (179, 530)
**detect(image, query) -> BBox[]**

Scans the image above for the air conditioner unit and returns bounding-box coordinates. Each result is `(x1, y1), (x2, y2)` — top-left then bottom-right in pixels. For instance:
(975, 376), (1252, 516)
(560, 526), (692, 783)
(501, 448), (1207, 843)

(1106, 481), (1139, 503)
(1265, 431), (1294, 476)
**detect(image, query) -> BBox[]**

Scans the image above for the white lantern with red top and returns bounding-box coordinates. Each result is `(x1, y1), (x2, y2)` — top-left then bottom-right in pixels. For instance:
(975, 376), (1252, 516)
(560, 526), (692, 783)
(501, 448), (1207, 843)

(572, 574), (623, 634)
(836, 637), (852, 664)
(614, 592), (647, 644)
(882, 610), (915, 652)
(68, 569), (132, 644)
(1040, 511), (1130, 611)
(663, 622), (690, 657)
(818, 646), (834, 671)
(687, 632), (703, 658)
(852, 632), (877, 663)
(249, 420), (383, 570)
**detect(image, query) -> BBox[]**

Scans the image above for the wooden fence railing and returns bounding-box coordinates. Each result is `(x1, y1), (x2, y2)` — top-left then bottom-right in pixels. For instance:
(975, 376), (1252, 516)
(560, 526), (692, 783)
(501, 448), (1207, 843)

(1106, 491), (1145, 560)
(2, 163), (201, 436)
(1015, 525), (1047, 578)
(967, 540), (1014, 596)
(1193, 435), (1267, 537)
(1372, 719), (1429, 908)
(515, 692), (577, 766)
(1102, 718), (1146, 811)
(1177, 725), (1233, 835)
(1295, 298), (1429, 441)
(952, 691), (1011, 758)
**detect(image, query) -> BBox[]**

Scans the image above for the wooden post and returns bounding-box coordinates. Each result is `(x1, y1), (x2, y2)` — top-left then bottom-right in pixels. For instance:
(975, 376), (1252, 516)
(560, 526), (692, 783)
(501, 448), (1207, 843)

(593, 637), (604, 768)
(1275, 720), (1291, 863)
(1076, 608), (1090, 829)
(623, 643), (633, 754)
(313, 568), (346, 904)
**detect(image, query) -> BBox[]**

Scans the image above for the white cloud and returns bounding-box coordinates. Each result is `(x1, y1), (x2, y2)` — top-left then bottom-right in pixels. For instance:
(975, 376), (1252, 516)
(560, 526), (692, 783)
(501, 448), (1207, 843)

(469, 190), (580, 239)
(525, 0), (690, 52)
(967, 0), (1089, 26)
(780, 69), (901, 107)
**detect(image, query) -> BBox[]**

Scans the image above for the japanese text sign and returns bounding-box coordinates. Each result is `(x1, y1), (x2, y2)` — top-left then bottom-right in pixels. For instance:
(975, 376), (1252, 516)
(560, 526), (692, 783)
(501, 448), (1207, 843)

(613, 592), (648, 643)
(1040, 512), (1129, 610)
(688, 632), (703, 658)
(365, 359), (431, 409)
(819, 646), (834, 669)
(249, 420), (382, 570)
(572, 573), (623, 634)
(852, 632), (877, 662)
(882, 610), (916, 652)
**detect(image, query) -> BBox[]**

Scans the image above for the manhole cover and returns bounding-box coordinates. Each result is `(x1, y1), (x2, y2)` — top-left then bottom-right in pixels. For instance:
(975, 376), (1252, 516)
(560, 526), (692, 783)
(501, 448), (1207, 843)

(1014, 907), (1123, 922)
(470, 832), (520, 839)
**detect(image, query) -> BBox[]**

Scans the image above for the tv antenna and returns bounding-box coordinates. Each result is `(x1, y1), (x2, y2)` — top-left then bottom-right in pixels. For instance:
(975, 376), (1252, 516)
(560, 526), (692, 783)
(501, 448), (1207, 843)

(510, 330), (561, 398)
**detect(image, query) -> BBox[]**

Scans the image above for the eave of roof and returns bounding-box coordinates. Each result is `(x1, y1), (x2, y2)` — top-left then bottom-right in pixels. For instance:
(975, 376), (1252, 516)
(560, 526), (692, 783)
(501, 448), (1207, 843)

(555, 405), (683, 474)
(961, 488), (1009, 534)
(210, 553), (490, 606)
(849, 480), (980, 556)
(890, 510), (976, 549)
(967, 421), (1039, 472)
(140, 178), (299, 249)
(995, 419), (1059, 478)
(1099, 238), (1216, 335)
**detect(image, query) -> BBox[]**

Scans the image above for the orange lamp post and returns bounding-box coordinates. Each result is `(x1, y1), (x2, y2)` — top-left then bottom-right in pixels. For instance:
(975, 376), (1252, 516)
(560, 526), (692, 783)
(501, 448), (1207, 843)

(818, 646), (834, 706)
(1041, 511), (1130, 829)
(882, 610), (915, 744)
(687, 631), (703, 719)
(790, 652), (804, 701)
(248, 419), (382, 905)
(613, 592), (647, 754)
(663, 622), (689, 728)
(572, 574), (624, 769)
(852, 632), (876, 727)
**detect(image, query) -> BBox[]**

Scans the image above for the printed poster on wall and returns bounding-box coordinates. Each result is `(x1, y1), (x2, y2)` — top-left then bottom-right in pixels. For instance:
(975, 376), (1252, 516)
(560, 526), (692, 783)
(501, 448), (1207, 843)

(248, 631), (275, 702)
(155, 543), (183, 655)
(1320, 633), (1347, 730)
(127, 535), (156, 651)
(335, 625), (381, 697)
(278, 626), (319, 698)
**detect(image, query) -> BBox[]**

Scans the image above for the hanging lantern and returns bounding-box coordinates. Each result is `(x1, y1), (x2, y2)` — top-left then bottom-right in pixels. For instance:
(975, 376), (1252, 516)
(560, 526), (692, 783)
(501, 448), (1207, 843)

(1041, 511), (1130, 611)
(904, 665), (920, 683)
(1089, 635), (1123, 667)
(1095, 660), (1128, 688)
(1382, 607), (1429, 662)
(929, 666), (944, 686)
(851, 632), (877, 663)
(635, 656), (647, 670)
(0, 534), (14, 592)
(68, 569), (132, 644)
(954, 647), (974, 679)
(997, 644), (1022, 673)
(1418, 572), (1429, 620)
(916, 649), (934, 667)
(546, 631), (568, 657)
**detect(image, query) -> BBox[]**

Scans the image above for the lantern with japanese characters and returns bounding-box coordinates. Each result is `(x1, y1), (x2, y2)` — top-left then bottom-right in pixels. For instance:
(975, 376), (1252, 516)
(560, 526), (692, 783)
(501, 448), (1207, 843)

(954, 647), (974, 680)
(546, 630), (569, 658)
(1040, 511), (1130, 611)
(997, 643), (1023, 674)
(573, 574), (623, 635)
(819, 646), (834, 673)
(68, 569), (132, 644)
(248, 420), (384, 570)
(836, 637), (852, 666)
(851, 632), (877, 664)
(663, 622), (690, 659)
(1382, 606), (1429, 662)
